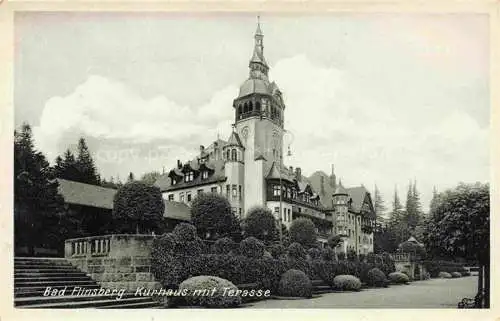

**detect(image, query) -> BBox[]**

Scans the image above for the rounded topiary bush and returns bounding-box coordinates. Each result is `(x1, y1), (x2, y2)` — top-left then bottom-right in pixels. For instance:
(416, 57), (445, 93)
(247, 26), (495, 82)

(367, 268), (388, 288)
(388, 272), (410, 284)
(178, 275), (242, 308)
(438, 272), (452, 279)
(212, 237), (236, 255)
(278, 269), (313, 298)
(269, 243), (286, 258)
(240, 237), (265, 258)
(461, 271), (471, 277)
(288, 242), (307, 260)
(451, 272), (462, 278)
(313, 260), (337, 286)
(321, 247), (336, 261)
(333, 275), (362, 291)
(307, 247), (321, 260)
(173, 223), (197, 241)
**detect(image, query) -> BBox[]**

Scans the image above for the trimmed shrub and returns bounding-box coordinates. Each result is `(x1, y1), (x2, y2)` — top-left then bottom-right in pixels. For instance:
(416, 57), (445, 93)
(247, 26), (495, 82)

(313, 260), (337, 286)
(240, 237), (265, 258)
(243, 206), (278, 242)
(288, 242), (307, 260)
(438, 272), (452, 279)
(333, 275), (362, 291)
(173, 223), (197, 241)
(451, 272), (462, 278)
(307, 248), (322, 260)
(268, 243), (286, 258)
(179, 276), (242, 308)
(366, 268), (388, 288)
(289, 218), (317, 247)
(212, 237), (236, 255)
(321, 246), (336, 261)
(388, 272), (410, 284)
(461, 271), (471, 277)
(278, 269), (313, 298)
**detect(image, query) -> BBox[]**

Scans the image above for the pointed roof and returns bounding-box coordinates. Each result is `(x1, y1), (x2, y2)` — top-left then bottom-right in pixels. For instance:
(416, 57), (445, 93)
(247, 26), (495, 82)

(266, 161), (295, 181)
(345, 186), (371, 213)
(226, 131), (244, 148)
(255, 16), (263, 36)
(255, 154), (267, 161)
(334, 184), (348, 196)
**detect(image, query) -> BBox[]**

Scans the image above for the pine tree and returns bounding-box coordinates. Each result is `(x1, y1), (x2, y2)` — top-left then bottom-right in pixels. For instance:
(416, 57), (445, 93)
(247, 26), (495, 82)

(373, 184), (386, 218)
(127, 172), (135, 182)
(389, 187), (406, 245)
(14, 123), (68, 254)
(76, 137), (100, 185)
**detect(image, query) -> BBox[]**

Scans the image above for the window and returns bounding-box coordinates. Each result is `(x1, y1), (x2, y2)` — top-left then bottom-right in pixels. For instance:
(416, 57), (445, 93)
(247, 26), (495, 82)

(231, 149), (237, 161)
(226, 149), (231, 160)
(239, 208), (242, 218)
(226, 185), (230, 197)
(273, 185), (281, 197)
(202, 171), (209, 179)
(287, 209), (291, 222)
(211, 187), (218, 193)
(172, 178), (177, 185)
(359, 236), (361, 243)
(298, 207), (302, 213)
(168, 194), (174, 201)
(180, 193), (185, 202)
(184, 172), (194, 182)
(239, 185), (242, 200)
(197, 189), (203, 195)
(274, 207), (279, 217)
(232, 185), (237, 199)
(187, 193), (192, 202)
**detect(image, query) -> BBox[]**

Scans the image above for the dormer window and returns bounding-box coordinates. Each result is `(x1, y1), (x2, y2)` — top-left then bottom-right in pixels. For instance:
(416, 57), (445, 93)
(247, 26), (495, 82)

(184, 171), (194, 182)
(172, 178), (177, 185)
(202, 171), (209, 179)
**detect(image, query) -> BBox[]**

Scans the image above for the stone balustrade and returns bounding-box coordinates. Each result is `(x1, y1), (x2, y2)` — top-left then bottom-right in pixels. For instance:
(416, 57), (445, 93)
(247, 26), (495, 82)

(65, 234), (161, 292)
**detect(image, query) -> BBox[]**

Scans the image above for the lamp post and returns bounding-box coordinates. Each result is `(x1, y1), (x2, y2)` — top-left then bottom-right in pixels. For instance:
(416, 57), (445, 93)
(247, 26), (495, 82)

(278, 130), (294, 246)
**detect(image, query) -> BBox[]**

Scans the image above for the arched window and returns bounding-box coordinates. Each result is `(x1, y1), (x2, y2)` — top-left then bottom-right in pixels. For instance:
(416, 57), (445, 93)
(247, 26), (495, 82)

(231, 149), (237, 161)
(249, 101), (253, 112)
(256, 101), (261, 111)
(226, 149), (230, 160)
(244, 103), (249, 113)
(238, 105), (242, 118)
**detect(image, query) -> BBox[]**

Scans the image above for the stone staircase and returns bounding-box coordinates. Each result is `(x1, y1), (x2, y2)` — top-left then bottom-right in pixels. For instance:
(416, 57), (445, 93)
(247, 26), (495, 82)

(14, 257), (162, 308)
(312, 279), (333, 295)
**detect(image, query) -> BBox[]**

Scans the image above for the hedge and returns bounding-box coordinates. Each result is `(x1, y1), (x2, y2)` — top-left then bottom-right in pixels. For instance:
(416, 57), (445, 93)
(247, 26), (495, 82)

(423, 261), (466, 278)
(438, 272), (452, 278)
(366, 268), (388, 288)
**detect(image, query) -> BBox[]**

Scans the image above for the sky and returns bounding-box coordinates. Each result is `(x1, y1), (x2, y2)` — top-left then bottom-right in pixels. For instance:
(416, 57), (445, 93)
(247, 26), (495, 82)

(14, 12), (490, 214)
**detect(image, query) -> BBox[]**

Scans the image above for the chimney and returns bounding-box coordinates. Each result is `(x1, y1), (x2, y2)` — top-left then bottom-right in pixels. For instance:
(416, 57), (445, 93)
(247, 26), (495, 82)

(295, 167), (302, 181)
(320, 176), (325, 195)
(177, 160), (182, 169)
(200, 145), (205, 154)
(289, 166), (293, 173)
(330, 164), (337, 189)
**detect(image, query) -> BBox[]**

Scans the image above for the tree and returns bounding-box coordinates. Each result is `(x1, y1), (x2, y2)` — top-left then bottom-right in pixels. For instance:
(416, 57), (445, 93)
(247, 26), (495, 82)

(112, 181), (165, 234)
(190, 193), (241, 241)
(140, 171), (161, 185)
(373, 184), (386, 218)
(127, 172), (135, 182)
(242, 206), (277, 243)
(423, 183), (489, 307)
(14, 123), (69, 254)
(289, 218), (317, 248)
(388, 187), (406, 244)
(75, 137), (100, 185)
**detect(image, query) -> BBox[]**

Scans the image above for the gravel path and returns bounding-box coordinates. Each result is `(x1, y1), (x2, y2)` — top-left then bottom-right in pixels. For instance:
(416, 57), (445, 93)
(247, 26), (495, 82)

(247, 276), (478, 308)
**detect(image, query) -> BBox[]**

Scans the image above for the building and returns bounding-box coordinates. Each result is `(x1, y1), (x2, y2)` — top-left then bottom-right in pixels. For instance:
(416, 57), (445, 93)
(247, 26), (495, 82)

(154, 20), (375, 252)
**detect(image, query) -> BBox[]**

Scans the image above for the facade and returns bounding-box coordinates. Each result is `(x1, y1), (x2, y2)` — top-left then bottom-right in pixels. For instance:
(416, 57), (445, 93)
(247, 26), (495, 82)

(154, 21), (375, 252)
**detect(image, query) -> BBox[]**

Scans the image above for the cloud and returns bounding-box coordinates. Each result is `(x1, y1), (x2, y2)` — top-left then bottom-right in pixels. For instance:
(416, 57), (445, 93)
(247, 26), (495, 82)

(33, 54), (488, 211)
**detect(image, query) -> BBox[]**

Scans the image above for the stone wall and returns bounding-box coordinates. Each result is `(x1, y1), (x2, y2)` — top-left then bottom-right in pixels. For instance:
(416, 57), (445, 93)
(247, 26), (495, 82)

(65, 234), (161, 292)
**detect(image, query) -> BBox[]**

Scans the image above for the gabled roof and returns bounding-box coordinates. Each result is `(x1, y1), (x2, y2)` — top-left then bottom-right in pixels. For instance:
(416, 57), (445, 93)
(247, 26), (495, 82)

(345, 186), (373, 214)
(155, 159), (226, 192)
(308, 171), (335, 208)
(57, 179), (190, 221)
(226, 131), (244, 148)
(266, 161), (295, 182)
(334, 184), (348, 195)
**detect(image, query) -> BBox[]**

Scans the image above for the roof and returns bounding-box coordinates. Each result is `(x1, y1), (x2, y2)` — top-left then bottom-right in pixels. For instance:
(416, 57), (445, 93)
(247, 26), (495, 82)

(57, 178), (116, 210)
(344, 186), (369, 213)
(307, 171), (334, 207)
(266, 161), (295, 182)
(155, 159), (226, 192)
(57, 179), (191, 221)
(164, 201), (191, 221)
(226, 131), (244, 148)
(238, 78), (271, 98)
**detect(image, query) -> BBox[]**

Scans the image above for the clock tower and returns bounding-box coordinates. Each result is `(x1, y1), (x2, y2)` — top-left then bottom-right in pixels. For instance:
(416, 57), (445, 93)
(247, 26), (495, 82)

(232, 17), (287, 211)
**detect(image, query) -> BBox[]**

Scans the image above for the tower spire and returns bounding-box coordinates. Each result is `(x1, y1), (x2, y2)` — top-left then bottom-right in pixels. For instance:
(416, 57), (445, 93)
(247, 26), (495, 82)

(249, 16), (269, 78)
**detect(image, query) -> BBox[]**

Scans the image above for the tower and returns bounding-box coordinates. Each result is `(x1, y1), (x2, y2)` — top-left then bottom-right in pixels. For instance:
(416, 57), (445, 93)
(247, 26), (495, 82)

(232, 17), (286, 212)
(332, 182), (349, 237)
